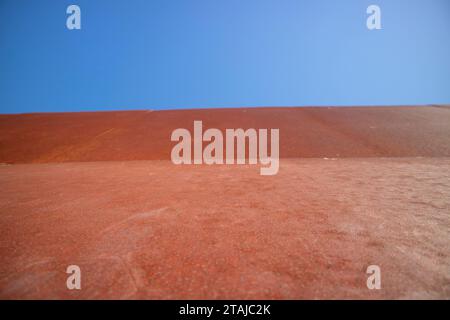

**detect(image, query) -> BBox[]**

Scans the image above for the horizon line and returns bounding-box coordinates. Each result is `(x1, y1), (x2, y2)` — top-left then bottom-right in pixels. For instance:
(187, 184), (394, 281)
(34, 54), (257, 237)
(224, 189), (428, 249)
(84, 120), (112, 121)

(1, 104), (450, 116)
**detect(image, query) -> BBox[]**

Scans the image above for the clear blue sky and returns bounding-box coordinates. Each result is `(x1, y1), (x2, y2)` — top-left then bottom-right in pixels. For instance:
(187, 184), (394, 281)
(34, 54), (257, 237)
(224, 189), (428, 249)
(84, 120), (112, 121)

(0, 0), (449, 113)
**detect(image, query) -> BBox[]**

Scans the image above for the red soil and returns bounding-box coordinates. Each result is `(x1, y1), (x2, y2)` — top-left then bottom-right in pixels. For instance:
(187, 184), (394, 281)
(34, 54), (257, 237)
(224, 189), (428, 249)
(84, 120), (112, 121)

(0, 106), (449, 299)
(1, 106), (450, 163)
(0, 159), (449, 299)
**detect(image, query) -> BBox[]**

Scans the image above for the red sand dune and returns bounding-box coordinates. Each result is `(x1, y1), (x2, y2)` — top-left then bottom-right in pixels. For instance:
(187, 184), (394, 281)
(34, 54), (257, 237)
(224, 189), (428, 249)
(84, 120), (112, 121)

(1, 106), (450, 163)
(0, 106), (449, 299)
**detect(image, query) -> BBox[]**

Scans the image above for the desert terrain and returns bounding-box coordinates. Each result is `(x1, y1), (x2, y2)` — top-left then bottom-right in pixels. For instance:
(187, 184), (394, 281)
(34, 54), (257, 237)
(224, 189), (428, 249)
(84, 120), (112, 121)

(0, 106), (449, 299)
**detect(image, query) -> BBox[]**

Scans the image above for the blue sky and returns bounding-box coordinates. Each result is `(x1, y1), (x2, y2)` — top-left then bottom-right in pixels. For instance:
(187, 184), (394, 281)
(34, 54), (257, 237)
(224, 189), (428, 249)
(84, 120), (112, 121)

(0, 0), (449, 113)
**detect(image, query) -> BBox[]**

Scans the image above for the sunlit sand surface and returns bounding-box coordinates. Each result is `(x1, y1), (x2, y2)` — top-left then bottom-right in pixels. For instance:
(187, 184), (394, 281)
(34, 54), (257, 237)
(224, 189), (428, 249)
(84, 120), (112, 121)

(0, 106), (449, 299)
(0, 158), (448, 299)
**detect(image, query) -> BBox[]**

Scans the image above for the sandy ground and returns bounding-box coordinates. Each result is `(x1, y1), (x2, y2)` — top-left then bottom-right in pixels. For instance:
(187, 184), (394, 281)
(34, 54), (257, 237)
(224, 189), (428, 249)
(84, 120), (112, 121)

(1, 106), (450, 163)
(0, 106), (449, 299)
(0, 158), (449, 299)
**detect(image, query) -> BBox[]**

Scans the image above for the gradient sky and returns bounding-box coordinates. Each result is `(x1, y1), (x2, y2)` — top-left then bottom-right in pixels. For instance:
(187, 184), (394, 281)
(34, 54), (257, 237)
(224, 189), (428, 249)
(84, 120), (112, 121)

(0, 0), (449, 113)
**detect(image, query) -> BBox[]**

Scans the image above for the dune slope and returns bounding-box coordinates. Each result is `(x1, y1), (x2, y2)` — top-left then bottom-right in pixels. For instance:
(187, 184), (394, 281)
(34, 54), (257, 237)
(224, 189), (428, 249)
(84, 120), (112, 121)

(1, 106), (450, 163)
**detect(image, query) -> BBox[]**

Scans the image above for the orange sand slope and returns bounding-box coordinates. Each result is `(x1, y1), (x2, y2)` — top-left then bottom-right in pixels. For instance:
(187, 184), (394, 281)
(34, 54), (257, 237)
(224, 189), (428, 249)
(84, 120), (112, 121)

(0, 159), (449, 299)
(0, 106), (449, 299)
(1, 105), (450, 163)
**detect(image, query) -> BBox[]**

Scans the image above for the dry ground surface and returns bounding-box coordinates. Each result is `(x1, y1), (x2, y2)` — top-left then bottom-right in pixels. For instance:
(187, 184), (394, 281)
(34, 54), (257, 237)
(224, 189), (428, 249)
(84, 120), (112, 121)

(1, 106), (450, 163)
(0, 106), (449, 299)
(0, 159), (449, 299)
